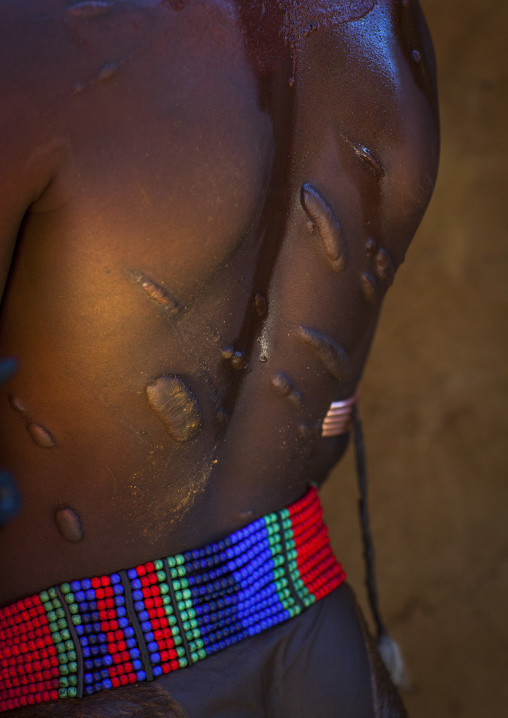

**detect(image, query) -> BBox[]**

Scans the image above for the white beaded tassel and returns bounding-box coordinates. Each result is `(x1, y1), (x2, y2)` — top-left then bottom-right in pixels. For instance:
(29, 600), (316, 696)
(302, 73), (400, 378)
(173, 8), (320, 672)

(321, 388), (360, 437)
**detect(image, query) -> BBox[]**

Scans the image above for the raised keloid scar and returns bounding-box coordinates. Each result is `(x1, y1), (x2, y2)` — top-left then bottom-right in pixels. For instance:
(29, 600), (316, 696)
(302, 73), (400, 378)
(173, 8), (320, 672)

(301, 184), (348, 272)
(54, 506), (85, 543)
(129, 270), (182, 316)
(271, 371), (304, 410)
(8, 395), (57, 449)
(145, 376), (203, 443)
(298, 326), (349, 381)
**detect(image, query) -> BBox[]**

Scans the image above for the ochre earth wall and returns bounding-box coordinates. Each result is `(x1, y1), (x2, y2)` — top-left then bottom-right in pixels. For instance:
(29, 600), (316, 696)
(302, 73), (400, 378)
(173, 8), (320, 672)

(322, 1), (508, 716)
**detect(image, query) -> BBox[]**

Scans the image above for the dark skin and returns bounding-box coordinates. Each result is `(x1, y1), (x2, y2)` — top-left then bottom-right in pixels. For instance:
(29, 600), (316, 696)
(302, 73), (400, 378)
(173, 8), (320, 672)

(0, 1), (439, 715)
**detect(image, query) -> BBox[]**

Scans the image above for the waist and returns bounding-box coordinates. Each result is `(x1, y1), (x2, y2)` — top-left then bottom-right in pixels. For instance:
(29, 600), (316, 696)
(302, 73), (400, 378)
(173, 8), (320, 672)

(0, 486), (345, 713)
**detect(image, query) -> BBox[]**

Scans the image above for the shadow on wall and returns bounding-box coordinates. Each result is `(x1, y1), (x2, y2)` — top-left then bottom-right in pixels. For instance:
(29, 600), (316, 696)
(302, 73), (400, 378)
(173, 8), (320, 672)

(322, 1), (508, 717)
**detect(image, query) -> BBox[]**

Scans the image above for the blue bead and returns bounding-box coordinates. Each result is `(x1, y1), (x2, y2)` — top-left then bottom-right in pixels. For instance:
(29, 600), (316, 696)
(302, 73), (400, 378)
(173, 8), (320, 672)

(147, 641), (158, 652)
(132, 658), (143, 671)
(81, 579), (92, 590)
(103, 654), (113, 666)
(132, 590), (143, 602)
(99, 645), (109, 656)
(144, 631), (154, 642)
(110, 573), (121, 585)
(134, 601), (145, 612)
(129, 648), (141, 659)
(92, 672), (102, 682)
(84, 685), (94, 696)
(80, 636), (89, 646)
(140, 621), (152, 632)
(70, 580), (81, 592)
(88, 635), (97, 646)
(136, 670), (147, 681)
(84, 660), (93, 671)
(82, 647), (91, 658)
(127, 568), (137, 580)
(114, 596), (125, 606)
(92, 614), (100, 623)
(98, 633), (107, 644)
(90, 646), (100, 657)
(113, 584), (124, 596)
(118, 617), (129, 629)
(84, 673), (93, 685)
(93, 658), (102, 669)
(153, 665), (163, 677)
(149, 652), (161, 664)
(88, 600), (97, 611)
(94, 682), (102, 692)
(75, 625), (84, 636)
(126, 638), (137, 649)
(131, 579), (142, 590)
(124, 626), (135, 639)
(100, 669), (109, 680)
(138, 611), (149, 622)
(102, 679), (112, 690)
(75, 591), (85, 603)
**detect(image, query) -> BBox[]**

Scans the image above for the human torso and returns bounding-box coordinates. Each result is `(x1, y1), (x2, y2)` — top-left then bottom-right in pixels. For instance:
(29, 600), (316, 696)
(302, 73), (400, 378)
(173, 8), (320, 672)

(0, 0), (439, 604)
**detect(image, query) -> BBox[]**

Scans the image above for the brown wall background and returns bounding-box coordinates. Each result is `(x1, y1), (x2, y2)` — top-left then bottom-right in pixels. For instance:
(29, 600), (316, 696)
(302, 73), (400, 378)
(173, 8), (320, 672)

(322, 1), (508, 716)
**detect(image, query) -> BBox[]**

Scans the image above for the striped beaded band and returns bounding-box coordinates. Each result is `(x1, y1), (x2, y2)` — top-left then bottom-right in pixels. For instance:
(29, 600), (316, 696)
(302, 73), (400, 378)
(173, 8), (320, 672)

(321, 388), (360, 438)
(0, 487), (344, 713)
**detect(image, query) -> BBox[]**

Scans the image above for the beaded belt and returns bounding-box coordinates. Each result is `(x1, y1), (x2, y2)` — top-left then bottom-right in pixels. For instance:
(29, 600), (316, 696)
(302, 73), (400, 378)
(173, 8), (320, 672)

(0, 487), (344, 712)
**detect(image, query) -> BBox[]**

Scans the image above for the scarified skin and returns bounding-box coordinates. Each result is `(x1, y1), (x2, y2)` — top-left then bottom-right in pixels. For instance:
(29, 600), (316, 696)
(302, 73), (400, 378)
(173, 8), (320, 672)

(26, 423), (56, 449)
(55, 507), (84, 543)
(254, 293), (267, 317)
(347, 140), (385, 178)
(7, 395), (27, 414)
(375, 247), (395, 286)
(271, 371), (304, 410)
(130, 270), (181, 315)
(301, 184), (347, 271)
(67, 1), (113, 18)
(361, 272), (379, 300)
(8, 396), (57, 448)
(98, 62), (120, 83)
(146, 376), (203, 443)
(298, 326), (349, 381)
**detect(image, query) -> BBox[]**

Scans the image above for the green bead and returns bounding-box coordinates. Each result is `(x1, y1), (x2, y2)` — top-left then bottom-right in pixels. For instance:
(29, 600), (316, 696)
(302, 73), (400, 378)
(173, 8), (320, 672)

(175, 554), (184, 566)
(59, 677), (69, 688)
(190, 651), (198, 663)
(178, 658), (188, 668)
(173, 580), (181, 591)
(44, 601), (53, 613)
(176, 646), (185, 658)
(183, 621), (190, 631)
(198, 648), (207, 660)
(59, 664), (69, 676)
(65, 594), (75, 605)
(58, 688), (68, 699)
(177, 566), (186, 577)
(52, 630), (62, 643)
(192, 628), (200, 639)
(160, 584), (169, 595)
(168, 616), (178, 627)
(173, 635), (182, 646)
(60, 583), (71, 595)
(58, 653), (68, 664)
(39, 591), (50, 603)
(154, 560), (164, 571)
(190, 619), (197, 629)
(47, 611), (57, 623)
(180, 611), (188, 622)
(167, 557), (177, 568)
(48, 587), (57, 599)
(170, 568), (178, 580)
(68, 662), (78, 673)
(156, 570), (166, 582)
(187, 608), (196, 619)
(195, 638), (204, 649)
(188, 641), (196, 652)
(52, 599), (62, 609)
(56, 644), (66, 655)
(67, 650), (77, 662)
(180, 577), (189, 588)
(71, 615), (82, 625)
(57, 618), (67, 630)
(64, 639), (74, 651)
(68, 687), (78, 698)
(177, 601), (186, 611)
(69, 675), (77, 687)
(182, 589), (191, 599)
(184, 599), (192, 609)
(69, 603), (78, 615)
(163, 598), (172, 609)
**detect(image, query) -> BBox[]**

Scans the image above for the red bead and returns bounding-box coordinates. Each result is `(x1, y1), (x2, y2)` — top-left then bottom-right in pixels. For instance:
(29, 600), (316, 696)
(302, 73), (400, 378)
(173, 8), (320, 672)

(162, 663), (171, 674)
(104, 587), (114, 598)
(100, 576), (111, 587)
(136, 565), (146, 577)
(95, 588), (105, 600)
(128, 673), (136, 684)
(91, 578), (101, 589)
(111, 677), (121, 688)
(119, 675), (129, 686)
